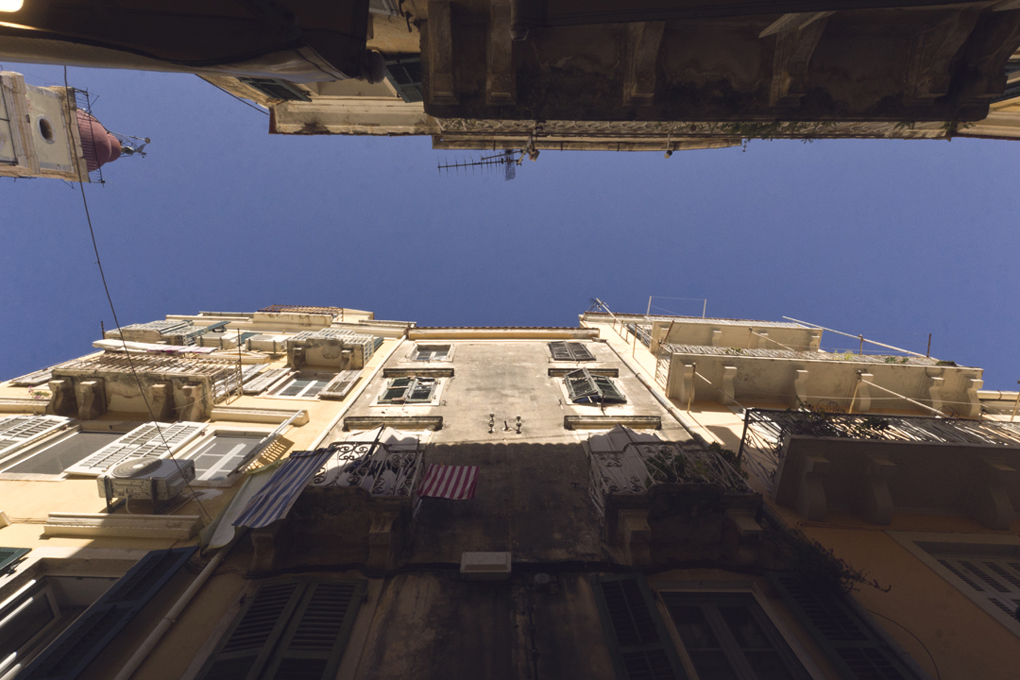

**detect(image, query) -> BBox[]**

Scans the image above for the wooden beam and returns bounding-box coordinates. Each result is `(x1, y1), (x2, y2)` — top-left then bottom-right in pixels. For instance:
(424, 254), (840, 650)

(487, 0), (516, 105)
(425, 1), (458, 105)
(624, 21), (665, 107)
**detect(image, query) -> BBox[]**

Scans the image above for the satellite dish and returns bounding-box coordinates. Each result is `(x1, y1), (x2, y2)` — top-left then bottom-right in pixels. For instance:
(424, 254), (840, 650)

(111, 457), (162, 479)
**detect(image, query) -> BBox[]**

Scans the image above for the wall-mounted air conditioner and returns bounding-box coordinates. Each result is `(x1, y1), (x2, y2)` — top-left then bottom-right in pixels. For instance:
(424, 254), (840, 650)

(97, 457), (195, 514)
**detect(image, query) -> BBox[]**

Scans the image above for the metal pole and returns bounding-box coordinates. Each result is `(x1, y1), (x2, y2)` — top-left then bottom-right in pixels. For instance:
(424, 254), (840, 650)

(1011, 381), (1020, 423)
(927, 334), (931, 358)
(859, 335), (864, 355)
(647, 296), (653, 316)
(702, 299), (707, 318)
(783, 316), (927, 358)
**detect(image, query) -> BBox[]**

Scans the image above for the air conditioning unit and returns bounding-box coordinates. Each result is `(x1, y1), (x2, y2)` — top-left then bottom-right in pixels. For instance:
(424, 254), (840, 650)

(97, 457), (196, 514)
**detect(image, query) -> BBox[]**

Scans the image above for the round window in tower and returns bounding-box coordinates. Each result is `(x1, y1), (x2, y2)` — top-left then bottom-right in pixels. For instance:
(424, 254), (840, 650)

(37, 116), (55, 143)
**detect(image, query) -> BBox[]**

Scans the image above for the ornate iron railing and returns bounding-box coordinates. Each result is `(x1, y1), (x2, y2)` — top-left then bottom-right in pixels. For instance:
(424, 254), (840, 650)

(588, 440), (751, 514)
(310, 441), (422, 498)
(659, 343), (942, 366)
(737, 409), (1020, 492)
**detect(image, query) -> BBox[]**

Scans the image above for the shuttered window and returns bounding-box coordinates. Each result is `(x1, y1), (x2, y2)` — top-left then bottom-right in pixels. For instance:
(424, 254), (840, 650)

(9, 368), (53, 387)
(63, 421), (206, 477)
(593, 574), (686, 680)
(318, 370), (364, 400)
(0, 416), (70, 465)
(244, 368), (293, 395)
(17, 547), (196, 680)
(197, 579), (366, 680)
(0, 547), (29, 574)
(549, 341), (596, 362)
(411, 345), (450, 362)
(565, 369), (626, 404)
(663, 593), (811, 680)
(923, 546), (1020, 622)
(271, 372), (336, 399)
(379, 377), (438, 404)
(769, 574), (921, 680)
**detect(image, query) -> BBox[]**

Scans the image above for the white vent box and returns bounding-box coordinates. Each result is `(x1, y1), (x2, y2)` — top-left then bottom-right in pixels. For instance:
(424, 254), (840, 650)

(460, 552), (511, 580)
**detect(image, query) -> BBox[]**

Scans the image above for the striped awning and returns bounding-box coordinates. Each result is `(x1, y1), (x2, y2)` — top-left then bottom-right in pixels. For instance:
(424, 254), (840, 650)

(418, 464), (478, 500)
(232, 448), (332, 528)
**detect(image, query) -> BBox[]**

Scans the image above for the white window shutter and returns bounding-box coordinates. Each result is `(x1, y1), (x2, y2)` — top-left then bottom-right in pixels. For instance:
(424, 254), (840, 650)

(0, 415), (70, 464)
(319, 370), (363, 400)
(64, 421), (206, 476)
(243, 368), (294, 395)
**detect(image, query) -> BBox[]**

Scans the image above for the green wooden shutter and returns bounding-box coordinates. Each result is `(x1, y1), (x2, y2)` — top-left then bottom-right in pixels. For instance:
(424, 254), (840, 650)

(262, 580), (367, 679)
(565, 369), (599, 401)
(0, 547), (29, 574)
(198, 579), (366, 680)
(550, 342), (574, 361)
(20, 546), (197, 680)
(196, 580), (305, 680)
(769, 573), (921, 680)
(566, 342), (596, 361)
(593, 376), (627, 404)
(593, 574), (687, 680)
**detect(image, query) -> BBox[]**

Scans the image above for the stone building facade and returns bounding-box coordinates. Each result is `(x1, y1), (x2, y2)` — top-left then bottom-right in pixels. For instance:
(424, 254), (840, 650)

(1, 304), (1019, 679)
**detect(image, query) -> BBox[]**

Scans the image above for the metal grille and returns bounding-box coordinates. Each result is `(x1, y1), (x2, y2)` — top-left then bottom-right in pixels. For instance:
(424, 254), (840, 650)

(737, 409), (1020, 493)
(258, 305), (345, 319)
(659, 343), (942, 366)
(310, 441), (422, 497)
(0, 415), (70, 463)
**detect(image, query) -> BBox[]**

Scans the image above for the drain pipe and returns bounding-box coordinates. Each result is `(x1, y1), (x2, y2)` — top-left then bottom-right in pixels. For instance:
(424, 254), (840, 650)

(112, 531), (246, 680)
(601, 334), (713, 448)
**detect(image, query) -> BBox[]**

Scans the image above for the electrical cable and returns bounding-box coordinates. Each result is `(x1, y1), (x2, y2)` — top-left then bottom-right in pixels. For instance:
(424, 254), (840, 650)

(62, 66), (211, 522)
(865, 608), (942, 680)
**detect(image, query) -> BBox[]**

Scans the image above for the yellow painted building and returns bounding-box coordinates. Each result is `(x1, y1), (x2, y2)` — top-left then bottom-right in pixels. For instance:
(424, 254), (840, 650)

(1, 303), (1017, 680)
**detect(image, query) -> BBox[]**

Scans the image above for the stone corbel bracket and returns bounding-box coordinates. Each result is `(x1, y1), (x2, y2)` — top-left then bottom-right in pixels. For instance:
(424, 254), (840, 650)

(858, 453), (896, 525)
(968, 455), (1016, 530)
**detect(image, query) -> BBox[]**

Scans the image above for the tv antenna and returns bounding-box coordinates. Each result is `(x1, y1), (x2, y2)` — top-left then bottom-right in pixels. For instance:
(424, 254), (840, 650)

(438, 149), (524, 181)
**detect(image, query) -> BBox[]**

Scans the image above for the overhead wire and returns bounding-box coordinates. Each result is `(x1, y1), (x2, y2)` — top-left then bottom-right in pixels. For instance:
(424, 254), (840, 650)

(62, 66), (211, 522)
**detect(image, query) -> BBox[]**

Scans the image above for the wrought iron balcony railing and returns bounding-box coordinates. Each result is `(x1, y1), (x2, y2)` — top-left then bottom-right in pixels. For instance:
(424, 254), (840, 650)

(310, 440), (422, 498)
(738, 409), (1020, 492)
(588, 439), (751, 515)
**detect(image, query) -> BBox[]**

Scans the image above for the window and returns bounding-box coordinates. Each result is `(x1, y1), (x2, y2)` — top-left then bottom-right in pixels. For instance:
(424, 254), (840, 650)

(549, 341), (596, 362)
(770, 573), (924, 680)
(63, 421), (207, 477)
(565, 369), (626, 404)
(270, 371), (336, 399)
(0, 416), (70, 465)
(196, 579), (366, 680)
(1, 547), (195, 679)
(890, 532), (1020, 635)
(410, 345), (451, 362)
(1, 430), (122, 475)
(665, 593), (811, 680)
(593, 574), (686, 680)
(379, 377), (439, 404)
(180, 432), (270, 483)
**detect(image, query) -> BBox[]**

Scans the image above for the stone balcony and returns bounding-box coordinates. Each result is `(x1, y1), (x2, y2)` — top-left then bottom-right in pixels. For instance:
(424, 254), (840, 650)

(656, 344), (983, 417)
(739, 409), (1020, 529)
(587, 427), (761, 567)
(252, 434), (424, 573)
(48, 353), (243, 421)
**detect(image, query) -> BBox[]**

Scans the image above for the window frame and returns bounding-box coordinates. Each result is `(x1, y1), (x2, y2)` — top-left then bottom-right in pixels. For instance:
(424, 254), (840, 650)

(0, 426), (126, 479)
(177, 427), (277, 485)
(0, 579), (64, 677)
(408, 344), (453, 362)
(659, 590), (814, 680)
(377, 376), (441, 405)
(888, 531), (1020, 636)
(266, 370), (338, 400)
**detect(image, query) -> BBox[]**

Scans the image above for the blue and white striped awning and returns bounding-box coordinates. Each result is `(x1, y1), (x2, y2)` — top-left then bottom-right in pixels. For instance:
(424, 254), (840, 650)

(232, 448), (333, 529)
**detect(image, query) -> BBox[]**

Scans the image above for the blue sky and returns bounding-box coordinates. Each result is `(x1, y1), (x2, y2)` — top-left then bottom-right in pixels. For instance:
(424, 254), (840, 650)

(2, 63), (1018, 389)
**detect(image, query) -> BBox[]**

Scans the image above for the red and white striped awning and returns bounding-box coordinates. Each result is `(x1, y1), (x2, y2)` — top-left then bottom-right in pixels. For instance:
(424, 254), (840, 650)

(419, 464), (478, 500)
